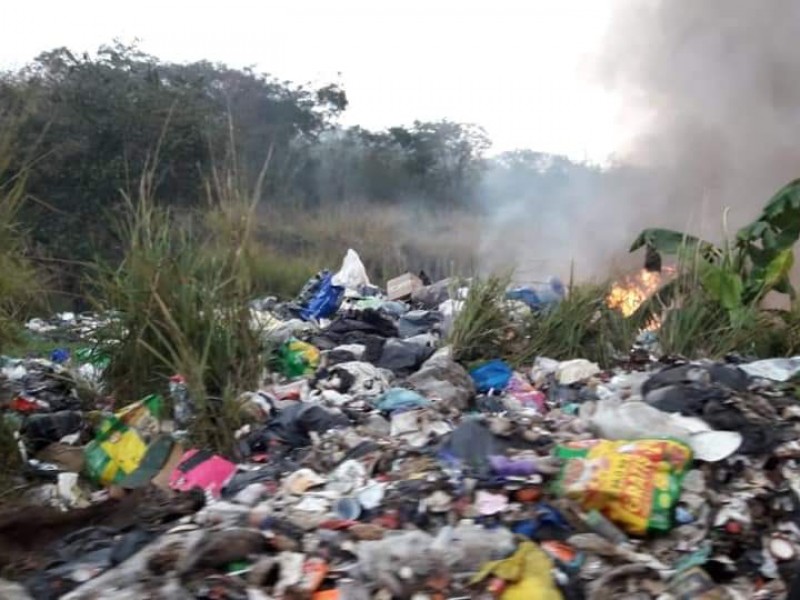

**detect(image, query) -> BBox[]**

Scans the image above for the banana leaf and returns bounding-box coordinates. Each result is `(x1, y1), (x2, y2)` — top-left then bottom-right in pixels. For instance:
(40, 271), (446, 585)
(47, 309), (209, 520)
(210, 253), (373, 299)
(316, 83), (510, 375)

(700, 264), (744, 311)
(737, 179), (800, 256)
(629, 228), (720, 263)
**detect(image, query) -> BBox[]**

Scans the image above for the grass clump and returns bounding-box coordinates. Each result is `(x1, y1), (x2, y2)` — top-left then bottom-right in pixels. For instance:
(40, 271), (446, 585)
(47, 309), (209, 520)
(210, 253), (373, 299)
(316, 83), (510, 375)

(642, 267), (787, 359)
(516, 282), (636, 368)
(448, 275), (512, 364)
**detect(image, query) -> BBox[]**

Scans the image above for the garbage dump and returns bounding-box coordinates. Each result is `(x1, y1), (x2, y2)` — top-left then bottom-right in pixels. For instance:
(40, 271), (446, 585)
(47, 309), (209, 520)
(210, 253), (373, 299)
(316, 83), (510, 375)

(3, 249), (800, 599)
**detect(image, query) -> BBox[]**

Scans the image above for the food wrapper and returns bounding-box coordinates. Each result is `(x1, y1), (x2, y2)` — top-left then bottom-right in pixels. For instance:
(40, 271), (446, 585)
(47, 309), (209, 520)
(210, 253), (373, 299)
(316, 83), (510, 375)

(553, 438), (692, 535)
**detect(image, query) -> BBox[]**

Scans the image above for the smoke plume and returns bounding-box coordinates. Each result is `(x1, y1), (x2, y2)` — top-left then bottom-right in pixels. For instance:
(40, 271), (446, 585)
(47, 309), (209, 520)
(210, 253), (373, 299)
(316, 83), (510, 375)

(481, 0), (800, 283)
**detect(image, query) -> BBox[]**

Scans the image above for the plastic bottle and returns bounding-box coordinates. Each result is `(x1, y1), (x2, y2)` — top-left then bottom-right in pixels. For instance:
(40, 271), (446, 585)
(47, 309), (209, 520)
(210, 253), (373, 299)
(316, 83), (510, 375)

(169, 374), (194, 433)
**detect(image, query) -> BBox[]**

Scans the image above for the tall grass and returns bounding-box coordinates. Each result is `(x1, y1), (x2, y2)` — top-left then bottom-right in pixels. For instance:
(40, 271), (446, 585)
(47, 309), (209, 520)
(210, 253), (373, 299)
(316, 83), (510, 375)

(517, 282), (636, 368)
(656, 292), (773, 358)
(252, 203), (480, 288)
(95, 164), (267, 454)
(0, 119), (41, 353)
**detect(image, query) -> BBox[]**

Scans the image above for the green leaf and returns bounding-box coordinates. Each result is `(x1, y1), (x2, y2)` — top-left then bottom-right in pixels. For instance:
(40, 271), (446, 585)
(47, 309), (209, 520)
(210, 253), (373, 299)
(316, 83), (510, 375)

(700, 264), (744, 311)
(760, 248), (795, 296)
(737, 179), (800, 255)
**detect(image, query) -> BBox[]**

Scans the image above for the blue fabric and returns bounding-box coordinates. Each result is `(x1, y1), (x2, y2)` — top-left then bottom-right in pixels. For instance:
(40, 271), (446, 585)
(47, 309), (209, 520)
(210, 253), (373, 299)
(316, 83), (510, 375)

(300, 273), (344, 321)
(470, 359), (513, 392)
(375, 388), (431, 412)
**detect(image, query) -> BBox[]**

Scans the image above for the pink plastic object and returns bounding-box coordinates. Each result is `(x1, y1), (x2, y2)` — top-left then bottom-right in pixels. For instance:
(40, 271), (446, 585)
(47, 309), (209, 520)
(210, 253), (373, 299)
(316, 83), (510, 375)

(169, 449), (237, 498)
(507, 375), (547, 412)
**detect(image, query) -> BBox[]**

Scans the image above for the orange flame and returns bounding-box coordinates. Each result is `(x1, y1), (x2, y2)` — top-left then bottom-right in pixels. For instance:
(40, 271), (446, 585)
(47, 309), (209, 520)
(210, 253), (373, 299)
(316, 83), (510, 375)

(607, 269), (664, 318)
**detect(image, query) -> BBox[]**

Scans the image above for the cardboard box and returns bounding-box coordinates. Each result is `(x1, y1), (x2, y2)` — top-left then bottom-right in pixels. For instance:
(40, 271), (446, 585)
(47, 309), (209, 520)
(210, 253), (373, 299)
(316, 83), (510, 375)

(387, 273), (423, 301)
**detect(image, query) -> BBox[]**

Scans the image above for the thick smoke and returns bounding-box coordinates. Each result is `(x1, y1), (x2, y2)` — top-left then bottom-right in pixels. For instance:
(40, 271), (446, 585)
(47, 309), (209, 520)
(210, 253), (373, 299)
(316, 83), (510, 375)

(480, 0), (800, 283)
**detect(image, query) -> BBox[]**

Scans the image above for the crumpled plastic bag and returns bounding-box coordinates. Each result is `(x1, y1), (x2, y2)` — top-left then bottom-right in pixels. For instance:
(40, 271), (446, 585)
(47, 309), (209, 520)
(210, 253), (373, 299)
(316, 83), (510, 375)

(390, 409), (452, 448)
(375, 388), (430, 412)
(300, 273), (344, 321)
(471, 540), (563, 600)
(740, 356), (800, 382)
(332, 249), (370, 291)
(470, 359), (513, 393)
(278, 339), (321, 378)
(356, 531), (437, 595)
(556, 359), (600, 385)
(406, 349), (475, 411)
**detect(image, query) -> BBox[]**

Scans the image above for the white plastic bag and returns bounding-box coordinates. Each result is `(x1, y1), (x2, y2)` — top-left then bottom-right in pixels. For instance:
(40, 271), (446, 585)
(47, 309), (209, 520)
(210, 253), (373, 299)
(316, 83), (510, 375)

(557, 358), (600, 385)
(740, 357), (800, 382)
(332, 249), (370, 290)
(580, 398), (742, 462)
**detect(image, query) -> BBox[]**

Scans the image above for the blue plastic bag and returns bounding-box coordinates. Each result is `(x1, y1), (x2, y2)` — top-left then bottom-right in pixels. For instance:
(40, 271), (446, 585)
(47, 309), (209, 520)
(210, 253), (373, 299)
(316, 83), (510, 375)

(300, 273), (344, 321)
(50, 348), (70, 364)
(470, 359), (513, 393)
(506, 277), (565, 311)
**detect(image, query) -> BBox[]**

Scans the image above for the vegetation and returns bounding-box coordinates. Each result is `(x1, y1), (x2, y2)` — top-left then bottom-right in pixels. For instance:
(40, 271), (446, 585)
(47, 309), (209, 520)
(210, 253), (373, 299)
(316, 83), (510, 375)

(94, 163), (266, 453)
(518, 282), (635, 367)
(0, 119), (41, 352)
(632, 180), (800, 321)
(448, 275), (512, 364)
(629, 180), (800, 359)
(2, 42), (800, 429)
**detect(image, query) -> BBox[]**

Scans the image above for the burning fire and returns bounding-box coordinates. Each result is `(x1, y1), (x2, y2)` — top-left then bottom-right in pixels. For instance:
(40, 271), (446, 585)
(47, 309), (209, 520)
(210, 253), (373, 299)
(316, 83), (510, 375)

(607, 269), (665, 318)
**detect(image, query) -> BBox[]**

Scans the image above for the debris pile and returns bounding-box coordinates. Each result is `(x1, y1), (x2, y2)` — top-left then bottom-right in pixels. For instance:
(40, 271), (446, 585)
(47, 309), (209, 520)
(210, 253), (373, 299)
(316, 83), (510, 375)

(2, 250), (800, 599)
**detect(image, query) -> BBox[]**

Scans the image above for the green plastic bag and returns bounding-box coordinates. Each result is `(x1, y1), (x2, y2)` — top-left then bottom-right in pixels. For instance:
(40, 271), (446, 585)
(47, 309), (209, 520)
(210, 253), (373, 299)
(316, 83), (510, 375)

(277, 339), (320, 378)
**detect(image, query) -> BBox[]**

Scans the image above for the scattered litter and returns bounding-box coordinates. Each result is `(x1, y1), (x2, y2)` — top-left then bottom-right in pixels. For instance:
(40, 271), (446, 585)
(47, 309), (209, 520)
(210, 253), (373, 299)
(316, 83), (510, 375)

(4, 255), (800, 599)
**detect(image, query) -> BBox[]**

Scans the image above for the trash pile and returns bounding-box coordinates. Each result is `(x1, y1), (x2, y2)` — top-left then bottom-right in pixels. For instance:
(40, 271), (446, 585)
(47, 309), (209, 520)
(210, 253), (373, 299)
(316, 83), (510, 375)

(3, 250), (800, 599)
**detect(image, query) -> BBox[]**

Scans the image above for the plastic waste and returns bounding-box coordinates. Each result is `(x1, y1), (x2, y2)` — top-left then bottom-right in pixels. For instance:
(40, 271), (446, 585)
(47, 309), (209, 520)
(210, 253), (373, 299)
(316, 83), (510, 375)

(326, 361), (389, 397)
(406, 349), (475, 411)
(580, 398), (742, 462)
(51, 348), (70, 364)
(398, 310), (442, 339)
(300, 272), (344, 321)
(740, 356), (800, 382)
(470, 360), (513, 393)
(471, 540), (563, 600)
(554, 438), (693, 535)
(432, 521), (515, 572)
(84, 395), (162, 485)
(332, 249), (370, 291)
(390, 409), (452, 448)
(579, 509), (629, 545)
(278, 339), (321, 378)
(505, 374), (547, 412)
(168, 374), (194, 433)
(333, 497), (362, 520)
(375, 388), (431, 413)
(505, 277), (565, 311)
(489, 455), (539, 476)
(169, 449), (237, 498)
(412, 278), (452, 308)
(556, 359), (600, 385)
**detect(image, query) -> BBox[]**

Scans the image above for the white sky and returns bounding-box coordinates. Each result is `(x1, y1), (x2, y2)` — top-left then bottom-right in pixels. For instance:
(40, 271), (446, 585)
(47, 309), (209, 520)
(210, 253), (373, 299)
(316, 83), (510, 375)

(0, 0), (625, 162)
